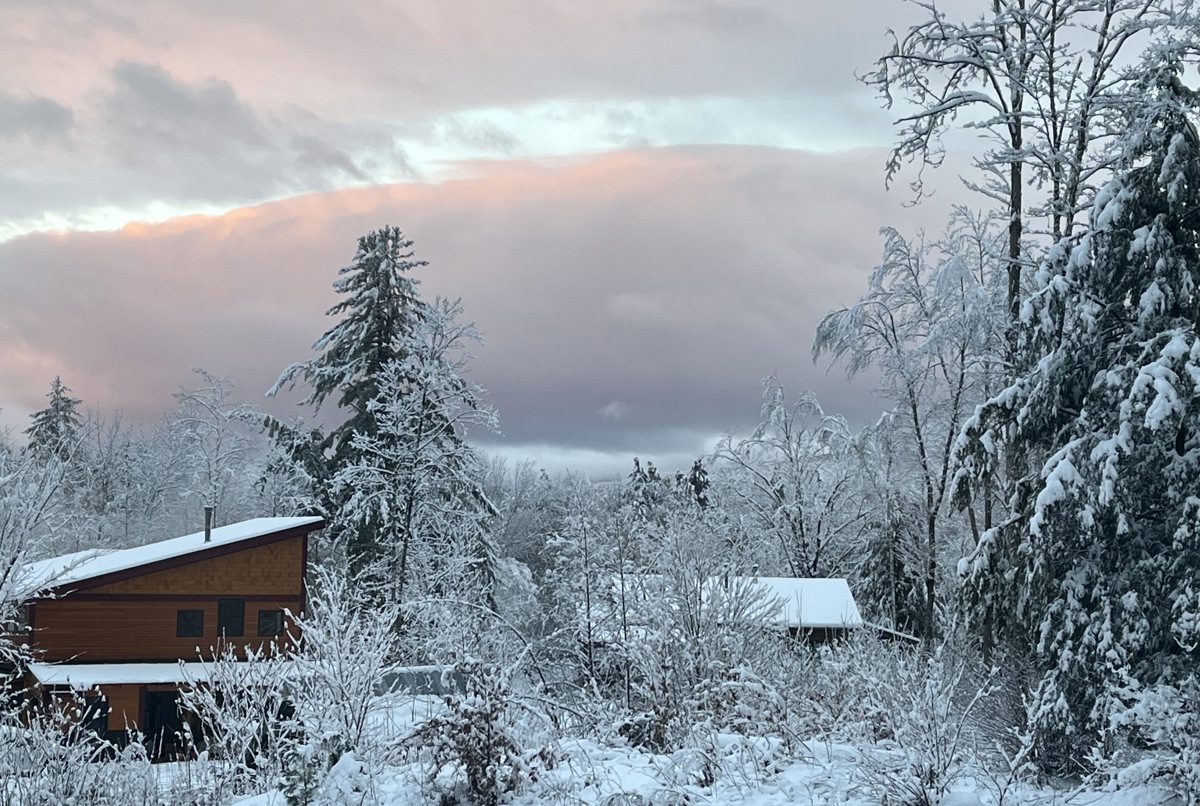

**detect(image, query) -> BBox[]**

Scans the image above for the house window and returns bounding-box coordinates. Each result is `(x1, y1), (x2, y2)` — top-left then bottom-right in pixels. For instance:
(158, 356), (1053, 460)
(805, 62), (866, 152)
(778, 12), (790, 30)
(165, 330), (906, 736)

(176, 609), (204, 637)
(257, 609), (284, 637)
(217, 598), (244, 637)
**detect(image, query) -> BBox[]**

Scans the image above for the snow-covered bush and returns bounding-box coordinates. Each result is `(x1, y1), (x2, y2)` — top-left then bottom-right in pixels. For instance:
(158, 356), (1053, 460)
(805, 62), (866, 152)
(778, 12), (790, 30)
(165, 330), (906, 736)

(0, 693), (157, 806)
(290, 567), (406, 755)
(855, 648), (999, 806)
(175, 566), (409, 804)
(603, 554), (795, 752)
(1109, 674), (1200, 803)
(402, 661), (551, 806)
(177, 644), (299, 800)
(775, 632), (908, 743)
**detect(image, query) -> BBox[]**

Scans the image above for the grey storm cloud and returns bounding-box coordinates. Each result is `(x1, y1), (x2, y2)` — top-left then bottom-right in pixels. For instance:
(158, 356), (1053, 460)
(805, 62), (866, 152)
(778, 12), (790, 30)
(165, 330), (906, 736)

(4, 0), (908, 125)
(0, 61), (417, 238)
(104, 61), (271, 154)
(642, 0), (781, 37)
(98, 61), (401, 201)
(0, 93), (74, 140)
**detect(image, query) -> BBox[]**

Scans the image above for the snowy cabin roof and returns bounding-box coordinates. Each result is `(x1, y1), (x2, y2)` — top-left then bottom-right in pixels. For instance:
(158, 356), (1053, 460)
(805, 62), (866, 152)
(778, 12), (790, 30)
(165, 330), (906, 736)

(610, 575), (864, 632)
(26, 660), (223, 689)
(20, 516), (324, 595)
(746, 577), (864, 630)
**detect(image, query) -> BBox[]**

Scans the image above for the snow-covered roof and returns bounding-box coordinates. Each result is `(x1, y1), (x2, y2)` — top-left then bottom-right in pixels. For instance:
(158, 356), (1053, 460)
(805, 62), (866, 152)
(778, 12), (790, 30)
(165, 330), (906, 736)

(20, 516), (324, 594)
(742, 577), (863, 629)
(28, 661), (222, 688)
(611, 574), (863, 631)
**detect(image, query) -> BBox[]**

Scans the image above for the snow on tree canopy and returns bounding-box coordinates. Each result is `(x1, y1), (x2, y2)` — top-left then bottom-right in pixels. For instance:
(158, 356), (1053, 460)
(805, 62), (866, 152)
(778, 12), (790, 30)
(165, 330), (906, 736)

(953, 66), (1200, 771)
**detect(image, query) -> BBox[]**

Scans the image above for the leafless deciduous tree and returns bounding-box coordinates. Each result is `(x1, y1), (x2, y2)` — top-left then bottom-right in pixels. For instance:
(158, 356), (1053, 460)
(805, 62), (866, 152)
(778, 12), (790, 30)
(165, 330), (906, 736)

(866, 0), (1193, 321)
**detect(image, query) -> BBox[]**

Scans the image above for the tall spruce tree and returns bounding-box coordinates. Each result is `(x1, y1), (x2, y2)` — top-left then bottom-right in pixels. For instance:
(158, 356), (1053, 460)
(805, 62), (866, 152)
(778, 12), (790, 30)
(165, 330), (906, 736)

(269, 226), (430, 544)
(25, 376), (82, 462)
(330, 297), (498, 605)
(269, 227), (495, 601)
(955, 64), (1200, 772)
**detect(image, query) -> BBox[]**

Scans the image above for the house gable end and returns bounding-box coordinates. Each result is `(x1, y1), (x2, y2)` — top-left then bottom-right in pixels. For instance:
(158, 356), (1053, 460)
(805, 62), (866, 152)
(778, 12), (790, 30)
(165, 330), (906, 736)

(36, 520), (322, 599)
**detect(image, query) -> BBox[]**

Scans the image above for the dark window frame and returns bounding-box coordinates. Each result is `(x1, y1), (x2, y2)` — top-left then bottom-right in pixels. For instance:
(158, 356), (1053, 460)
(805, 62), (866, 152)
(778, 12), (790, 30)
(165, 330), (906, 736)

(217, 597), (245, 637)
(257, 609), (284, 637)
(176, 609), (204, 637)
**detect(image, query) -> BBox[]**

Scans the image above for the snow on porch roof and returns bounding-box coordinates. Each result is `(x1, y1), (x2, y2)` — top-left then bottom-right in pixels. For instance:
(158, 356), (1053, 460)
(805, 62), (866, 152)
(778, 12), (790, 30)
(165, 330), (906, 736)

(746, 577), (864, 629)
(21, 516), (324, 593)
(29, 661), (222, 689)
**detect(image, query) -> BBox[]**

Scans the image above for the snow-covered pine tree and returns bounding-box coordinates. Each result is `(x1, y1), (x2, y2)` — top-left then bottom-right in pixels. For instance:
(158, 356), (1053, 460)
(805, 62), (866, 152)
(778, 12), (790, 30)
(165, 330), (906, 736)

(269, 226), (431, 555)
(955, 63), (1200, 773)
(270, 228), (496, 607)
(25, 376), (82, 462)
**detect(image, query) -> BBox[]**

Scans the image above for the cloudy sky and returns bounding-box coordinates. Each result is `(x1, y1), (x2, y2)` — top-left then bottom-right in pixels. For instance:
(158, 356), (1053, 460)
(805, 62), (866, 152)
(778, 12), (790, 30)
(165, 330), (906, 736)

(0, 0), (967, 475)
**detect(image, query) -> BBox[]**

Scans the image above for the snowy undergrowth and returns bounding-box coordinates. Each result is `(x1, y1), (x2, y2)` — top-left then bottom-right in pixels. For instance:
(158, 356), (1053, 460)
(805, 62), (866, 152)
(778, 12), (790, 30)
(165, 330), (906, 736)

(229, 732), (1184, 806)
(223, 635), (1189, 805)
(0, 673), (1187, 806)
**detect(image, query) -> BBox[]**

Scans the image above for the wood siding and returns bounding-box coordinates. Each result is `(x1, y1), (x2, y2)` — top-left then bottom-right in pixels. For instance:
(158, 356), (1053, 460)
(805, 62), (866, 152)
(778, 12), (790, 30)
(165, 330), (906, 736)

(86, 538), (303, 597)
(30, 533), (306, 663)
(100, 684), (141, 733)
(32, 595), (302, 662)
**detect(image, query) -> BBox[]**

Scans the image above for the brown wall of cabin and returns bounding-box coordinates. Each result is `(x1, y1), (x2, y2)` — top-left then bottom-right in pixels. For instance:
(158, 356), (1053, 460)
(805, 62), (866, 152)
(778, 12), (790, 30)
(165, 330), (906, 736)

(39, 683), (141, 734)
(32, 596), (302, 662)
(86, 537), (304, 597)
(101, 684), (141, 733)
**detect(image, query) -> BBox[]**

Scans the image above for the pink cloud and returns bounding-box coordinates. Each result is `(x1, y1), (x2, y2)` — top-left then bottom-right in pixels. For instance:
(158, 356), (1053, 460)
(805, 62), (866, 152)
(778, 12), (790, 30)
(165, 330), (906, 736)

(0, 145), (954, 453)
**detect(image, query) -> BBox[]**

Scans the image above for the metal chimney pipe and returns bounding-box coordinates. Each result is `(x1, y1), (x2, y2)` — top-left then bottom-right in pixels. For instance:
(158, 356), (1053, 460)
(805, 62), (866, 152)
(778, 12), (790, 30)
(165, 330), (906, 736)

(204, 505), (214, 543)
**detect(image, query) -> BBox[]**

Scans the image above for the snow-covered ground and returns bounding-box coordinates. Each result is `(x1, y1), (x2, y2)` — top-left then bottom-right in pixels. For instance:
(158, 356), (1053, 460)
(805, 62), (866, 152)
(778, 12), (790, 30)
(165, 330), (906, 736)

(216, 696), (1184, 806)
(228, 737), (1184, 806)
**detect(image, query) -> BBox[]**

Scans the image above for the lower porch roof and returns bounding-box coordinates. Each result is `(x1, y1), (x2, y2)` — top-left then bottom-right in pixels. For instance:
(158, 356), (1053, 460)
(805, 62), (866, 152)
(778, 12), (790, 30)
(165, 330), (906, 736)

(27, 661), (218, 689)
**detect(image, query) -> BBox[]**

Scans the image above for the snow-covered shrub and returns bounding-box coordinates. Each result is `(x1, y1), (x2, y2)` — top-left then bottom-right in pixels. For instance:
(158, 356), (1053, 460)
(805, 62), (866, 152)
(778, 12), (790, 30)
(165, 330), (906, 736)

(177, 643), (299, 799)
(1108, 674), (1200, 803)
(609, 567), (794, 752)
(0, 694), (157, 806)
(659, 730), (788, 793)
(312, 751), (375, 806)
(781, 631), (907, 743)
(856, 649), (998, 806)
(289, 566), (406, 753)
(687, 662), (788, 745)
(403, 661), (551, 806)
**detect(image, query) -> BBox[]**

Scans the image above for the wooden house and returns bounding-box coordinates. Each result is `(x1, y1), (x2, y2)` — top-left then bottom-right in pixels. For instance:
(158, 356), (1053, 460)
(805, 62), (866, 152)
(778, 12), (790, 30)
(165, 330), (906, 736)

(12, 515), (324, 756)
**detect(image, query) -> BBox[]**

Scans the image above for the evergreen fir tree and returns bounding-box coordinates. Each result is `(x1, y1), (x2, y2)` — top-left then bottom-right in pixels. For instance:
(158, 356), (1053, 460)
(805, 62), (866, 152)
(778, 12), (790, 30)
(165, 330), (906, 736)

(270, 228), (496, 603)
(955, 64), (1200, 772)
(25, 376), (82, 462)
(269, 227), (430, 547)
(330, 297), (498, 603)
